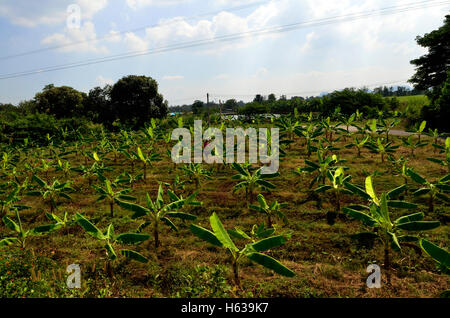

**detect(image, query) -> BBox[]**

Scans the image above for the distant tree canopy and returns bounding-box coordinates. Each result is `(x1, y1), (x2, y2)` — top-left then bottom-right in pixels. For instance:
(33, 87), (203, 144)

(410, 14), (450, 101)
(224, 99), (238, 112)
(29, 75), (169, 129)
(421, 71), (450, 132)
(409, 14), (450, 132)
(110, 75), (168, 128)
(192, 100), (204, 115)
(34, 84), (86, 119)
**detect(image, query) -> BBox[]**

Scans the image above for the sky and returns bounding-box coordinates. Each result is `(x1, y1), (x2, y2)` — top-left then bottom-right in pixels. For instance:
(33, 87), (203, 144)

(0, 0), (449, 106)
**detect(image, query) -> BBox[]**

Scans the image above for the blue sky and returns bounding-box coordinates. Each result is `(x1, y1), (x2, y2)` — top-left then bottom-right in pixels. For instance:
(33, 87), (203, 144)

(0, 0), (449, 106)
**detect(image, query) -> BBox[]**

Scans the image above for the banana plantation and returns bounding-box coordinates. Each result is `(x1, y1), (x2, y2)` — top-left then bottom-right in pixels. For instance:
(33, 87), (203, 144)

(0, 112), (448, 298)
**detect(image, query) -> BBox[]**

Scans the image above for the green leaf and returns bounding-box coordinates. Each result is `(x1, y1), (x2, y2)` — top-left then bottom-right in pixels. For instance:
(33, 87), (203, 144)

(117, 195), (137, 202)
(395, 212), (424, 225)
(106, 224), (114, 240)
(137, 147), (145, 162)
(387, 185), (406, 200)
(0, 238), (19, 246)
(419, 121), (426, 133)
(115, 233), (150, 245)
(420, 239), (449, 268)
(388, 232), (401, 251)
(166, 212), (197, 221)
(314, 185), (333, 193)
(426, 158), (445, 165)
(407, 169), (427, 185)
(116, 200), (149, 219)
(257, 194), (269, 209)
(190, 224), (222, 247)
(32, 175), (46, 187)
(161, 217), (178, 232)
(2, 216), (20, 233)
(30, 224), (61, 235)
(121, 250), (149, 263)
(380, 193), (390, 224)
(256, 179), (276, 189)
(365, 176), (379, 205)
(343, 182), (371, 201)
(247, 252), (295, 277)
(396, 221), (440, 231)
(75, 213), (106, 240)
(412, 188), (431, 197)
(251, 235), (286, 252)
(232, 163), (249, 176)
(210, 213), (238, 253)
(105, 243), (117, 260)
(342, 207), (377, 227)
(387, 200), (417, 209)
(228, 228), (251, 240)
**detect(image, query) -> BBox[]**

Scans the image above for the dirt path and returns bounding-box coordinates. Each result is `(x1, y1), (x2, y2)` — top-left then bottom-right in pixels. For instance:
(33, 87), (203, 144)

(343, 125), (415, 137)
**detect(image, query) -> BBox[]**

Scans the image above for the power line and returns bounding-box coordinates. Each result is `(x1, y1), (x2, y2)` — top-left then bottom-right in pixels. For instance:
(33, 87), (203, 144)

(0, 0), (278, 61)
(1, 0), (449, 80)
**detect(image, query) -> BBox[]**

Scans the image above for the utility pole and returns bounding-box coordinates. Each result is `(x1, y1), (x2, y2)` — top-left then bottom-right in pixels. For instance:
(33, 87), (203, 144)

(207, 93), (210, 124)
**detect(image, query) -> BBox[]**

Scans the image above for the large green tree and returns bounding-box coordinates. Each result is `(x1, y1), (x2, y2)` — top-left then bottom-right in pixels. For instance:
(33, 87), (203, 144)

(191, 100), (204, 115)
(84, 85), (112, 124)
(34, 84), (86, 119)
(410, 15), (450, 101)
(110, 75), (168, 128)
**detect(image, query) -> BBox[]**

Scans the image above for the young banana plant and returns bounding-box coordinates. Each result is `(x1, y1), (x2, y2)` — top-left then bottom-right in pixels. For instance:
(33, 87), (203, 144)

(413, 120), (427, 143)
(339, 113), (356, 134)
(92, 178), (137, 217)
(378, 117), (401, 143)
(366, 138), (399, 163)
(427, 137), (450, 173)
(190, 212), (295, 286)
(406, 168), (450, 213)
(231, 163), (279, 204)
(419, 239), (449, 275)
(401, 135), (428, 157)
(294, 124), (323, 157)
(314, 167), (353, 214)
(344, 135), (370, 157)
(295, 152), (344, 189)
(54, 159), (72, 178)
(1, 209), (62, 248)
(136, 146), (161, 182)
(117, 184), (201, 249)
(424, 128), (441, 153)
(75, 213), (150, 277)
(27, 175), (74, 213)
(180, 163), (212, 189)
(387, 156), (410, 192)
(0, 182), (31, 218)
(249, 194), (288, 227)
(116, 171), (143, 189)
(160, 175), (188, 196)
(343, 176), (441, 284)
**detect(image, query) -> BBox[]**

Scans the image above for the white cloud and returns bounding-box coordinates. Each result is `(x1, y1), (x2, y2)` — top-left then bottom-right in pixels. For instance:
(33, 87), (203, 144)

(124, 32), (149, 51)
(126, 0), (190, 10)
(215, 73), (230, 80)
(106, 30), (122, 43)
(96, 75), (114, 86)
(0, 0), (108, 27)
(163, 75), (184, 80)
(41, 21), (108, 54)
(300, 32), (318, 52)
(141, 2), (281, 54)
